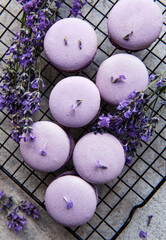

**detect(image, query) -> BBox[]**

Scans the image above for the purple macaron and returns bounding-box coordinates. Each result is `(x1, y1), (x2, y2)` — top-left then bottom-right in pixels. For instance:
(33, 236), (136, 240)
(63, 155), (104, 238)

(96, 53), (149, 105)
(107, 0), (163, 51)
(45, 174), (98, 227)
(73, 132), (125, 184)
(44, 18), (97, 72)
(20, 121), (73, 172)
(49, 76), (101, 128)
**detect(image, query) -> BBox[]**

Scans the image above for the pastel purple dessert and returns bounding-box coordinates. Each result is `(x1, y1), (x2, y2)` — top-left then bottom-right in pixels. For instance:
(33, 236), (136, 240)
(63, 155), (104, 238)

(73, 132), (125, 184)
(96, 53), (149, 105)
(20, 121), (73, 172)
(49, 76), (101, 128)
(107, 0), (163, 51)
(44, 18), (97, 72)
(45, 174), (98, 227)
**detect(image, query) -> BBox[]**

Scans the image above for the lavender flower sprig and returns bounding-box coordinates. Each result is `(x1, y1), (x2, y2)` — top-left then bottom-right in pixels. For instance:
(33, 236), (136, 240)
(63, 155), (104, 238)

(0, 0), (63, 143)
(71, 0), (87, 17)
(7, 210), (27, 234)
(19, 201), (40, 219)
(93, 72), (166, 164)
(0, 0), (86, 143)
(0, 190), (40, 234)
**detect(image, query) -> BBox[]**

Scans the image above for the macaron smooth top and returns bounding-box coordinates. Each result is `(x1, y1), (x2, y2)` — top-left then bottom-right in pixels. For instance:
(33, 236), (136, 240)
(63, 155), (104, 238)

(44, 18), (97, 72)
(107, 0), (163, 51)
(73, 132), (126, 184)
(20, 121), (71, 172)
(49, 76), (101, 128)
(96, 53), (149, 105)
(45, 175), (98, 227)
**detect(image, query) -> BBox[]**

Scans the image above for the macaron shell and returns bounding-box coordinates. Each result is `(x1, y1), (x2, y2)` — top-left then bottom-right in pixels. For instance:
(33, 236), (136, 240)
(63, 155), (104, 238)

(57, 171), (99, 202)
(73, 133), (125, 184)
(96, 53), (149, 105)
(44, 18), (97, 72)
(20, 121), (71, 172)
(107, 0), (163, 51)
(45, 175), (98, 227)
(49, 76), (101, 128)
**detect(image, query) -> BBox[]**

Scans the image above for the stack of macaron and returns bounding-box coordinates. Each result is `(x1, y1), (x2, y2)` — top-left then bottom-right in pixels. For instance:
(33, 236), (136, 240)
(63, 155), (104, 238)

(20, 0), (163, 228)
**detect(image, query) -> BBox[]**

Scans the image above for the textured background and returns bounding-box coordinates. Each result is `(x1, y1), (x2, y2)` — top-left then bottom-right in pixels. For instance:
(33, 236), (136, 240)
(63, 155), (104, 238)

(0, 0), (166, 239)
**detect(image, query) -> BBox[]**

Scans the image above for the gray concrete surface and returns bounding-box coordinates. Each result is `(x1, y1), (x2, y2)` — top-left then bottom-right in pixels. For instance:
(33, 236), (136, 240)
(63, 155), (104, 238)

(0, 171), (165, 240)
(0, 0), (166, 239)
(117, 183), (166, 240)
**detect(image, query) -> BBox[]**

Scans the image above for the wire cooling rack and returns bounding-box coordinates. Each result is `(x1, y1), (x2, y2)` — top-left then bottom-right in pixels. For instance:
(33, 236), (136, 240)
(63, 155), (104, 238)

(0, 0), (166, 239)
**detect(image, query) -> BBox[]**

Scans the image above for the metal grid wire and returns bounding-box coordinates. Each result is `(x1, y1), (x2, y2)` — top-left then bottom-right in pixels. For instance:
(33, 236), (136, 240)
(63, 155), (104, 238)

(0, 0), (166, 239)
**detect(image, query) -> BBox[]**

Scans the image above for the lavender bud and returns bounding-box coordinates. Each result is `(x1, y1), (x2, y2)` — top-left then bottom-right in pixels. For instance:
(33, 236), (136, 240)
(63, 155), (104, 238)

(78, 40), (82, 50)
(139, 230), (148, 238)
(0, 190), (5, 199)
(64, 36), (67, 46)
(123, 31), (133, 40)
(147, 215), (153, 226)
(96, 160), (107, 169)
(63, 197), (73, 210)
(111, 75), (126, 83)
(71, 99), (83, 112)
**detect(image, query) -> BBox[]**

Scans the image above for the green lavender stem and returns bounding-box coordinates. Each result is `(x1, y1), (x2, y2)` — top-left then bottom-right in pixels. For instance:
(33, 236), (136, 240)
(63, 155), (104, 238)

(143, 70), (166, 91)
